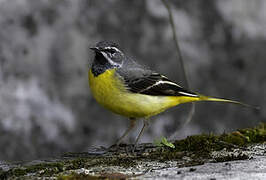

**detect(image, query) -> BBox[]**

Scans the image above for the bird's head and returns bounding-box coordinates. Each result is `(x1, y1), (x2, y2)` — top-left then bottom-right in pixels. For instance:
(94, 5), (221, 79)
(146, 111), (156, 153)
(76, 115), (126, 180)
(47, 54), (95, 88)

(90, 41), (124, 68)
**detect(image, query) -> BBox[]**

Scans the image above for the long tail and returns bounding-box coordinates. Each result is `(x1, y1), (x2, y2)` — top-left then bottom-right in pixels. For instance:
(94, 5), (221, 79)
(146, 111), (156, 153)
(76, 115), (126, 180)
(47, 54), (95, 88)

(198, 95), (259, 110)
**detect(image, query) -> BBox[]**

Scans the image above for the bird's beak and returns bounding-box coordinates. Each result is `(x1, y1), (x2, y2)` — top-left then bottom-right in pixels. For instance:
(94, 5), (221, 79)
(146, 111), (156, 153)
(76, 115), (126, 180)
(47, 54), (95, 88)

(89, 47), (100, 52)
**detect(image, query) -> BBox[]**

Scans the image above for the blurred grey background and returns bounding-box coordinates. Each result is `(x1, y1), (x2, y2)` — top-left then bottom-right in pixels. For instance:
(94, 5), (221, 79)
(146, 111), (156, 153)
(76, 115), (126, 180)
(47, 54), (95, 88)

(0, 0), (265, 160)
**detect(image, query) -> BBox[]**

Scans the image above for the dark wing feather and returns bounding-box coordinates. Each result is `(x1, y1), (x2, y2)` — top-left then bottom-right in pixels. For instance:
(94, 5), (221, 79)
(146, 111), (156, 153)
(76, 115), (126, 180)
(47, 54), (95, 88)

(123, 72), (198, 97)
(115, 57), (198, 97)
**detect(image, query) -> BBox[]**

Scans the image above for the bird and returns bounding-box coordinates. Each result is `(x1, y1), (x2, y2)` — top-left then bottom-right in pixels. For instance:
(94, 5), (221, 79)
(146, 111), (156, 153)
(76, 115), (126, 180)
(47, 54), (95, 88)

(88, 41), (256, 148)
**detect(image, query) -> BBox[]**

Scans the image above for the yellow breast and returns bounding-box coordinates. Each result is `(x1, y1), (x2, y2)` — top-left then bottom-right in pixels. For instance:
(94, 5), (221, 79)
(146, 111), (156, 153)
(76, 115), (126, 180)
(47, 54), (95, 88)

(88, 69), (181, 118)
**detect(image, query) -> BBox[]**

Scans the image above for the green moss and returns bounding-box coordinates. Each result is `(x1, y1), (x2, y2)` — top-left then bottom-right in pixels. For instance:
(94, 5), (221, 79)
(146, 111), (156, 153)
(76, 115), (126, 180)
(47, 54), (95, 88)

(219, 123), (266, 146)
(58, 171), (137, 180)
(219, 133), (247, 146)
(1, 123), (265, 179)
(148, 134), (220, 162)
(58, 173), (100, 180)
(147, 147), (185, 161)
(238, 123), (266, 143)
(154, 137), (175, 148)
(0, 162), (64, 179)
(65, 158), (90, 170)
(63, 156), (137, 171)
(174, 134), (219, 154)
(0, 156), (136, 179)
(146, 123), (266, 164)
(105, 157), (137, 168)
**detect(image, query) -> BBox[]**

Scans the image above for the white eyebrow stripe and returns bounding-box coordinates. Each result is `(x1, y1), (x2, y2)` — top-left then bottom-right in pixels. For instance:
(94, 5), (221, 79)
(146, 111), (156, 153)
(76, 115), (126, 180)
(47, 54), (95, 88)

(104, 47), (121, 53)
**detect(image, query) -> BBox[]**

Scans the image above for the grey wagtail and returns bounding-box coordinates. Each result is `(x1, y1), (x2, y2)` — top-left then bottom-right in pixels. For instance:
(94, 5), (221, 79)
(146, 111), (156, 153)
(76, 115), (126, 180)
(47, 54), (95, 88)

(89, 41), (257, 147)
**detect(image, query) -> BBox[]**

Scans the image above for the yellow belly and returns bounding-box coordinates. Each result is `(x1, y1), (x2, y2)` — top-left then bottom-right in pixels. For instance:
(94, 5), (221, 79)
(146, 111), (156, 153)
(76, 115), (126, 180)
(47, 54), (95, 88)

(88, 69), (183, 118)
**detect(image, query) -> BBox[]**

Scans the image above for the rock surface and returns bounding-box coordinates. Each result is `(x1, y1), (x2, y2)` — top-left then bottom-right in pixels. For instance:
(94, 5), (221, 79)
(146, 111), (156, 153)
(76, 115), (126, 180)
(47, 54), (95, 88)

(0, 127), (265, 179)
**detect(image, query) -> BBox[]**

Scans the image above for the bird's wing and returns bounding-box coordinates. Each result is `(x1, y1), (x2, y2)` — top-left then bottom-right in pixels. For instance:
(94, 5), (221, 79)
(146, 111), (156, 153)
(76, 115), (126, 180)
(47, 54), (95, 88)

(116, 66), (198, 97)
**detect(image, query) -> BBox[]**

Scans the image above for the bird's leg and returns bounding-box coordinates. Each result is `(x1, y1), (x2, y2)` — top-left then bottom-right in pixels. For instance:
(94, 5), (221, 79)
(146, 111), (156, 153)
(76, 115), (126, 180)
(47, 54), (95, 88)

(115, 117), (137, 146)
(133, 119), (149, 151)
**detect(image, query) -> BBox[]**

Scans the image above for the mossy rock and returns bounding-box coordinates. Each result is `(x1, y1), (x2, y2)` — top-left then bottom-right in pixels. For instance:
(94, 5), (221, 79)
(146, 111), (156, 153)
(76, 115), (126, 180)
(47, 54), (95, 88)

(1, 123), (265, 179)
